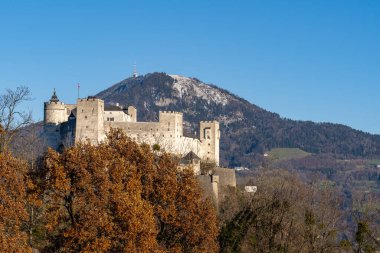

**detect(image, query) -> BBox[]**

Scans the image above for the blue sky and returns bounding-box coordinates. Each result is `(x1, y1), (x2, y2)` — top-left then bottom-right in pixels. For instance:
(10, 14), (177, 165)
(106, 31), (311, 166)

(0, 0), (379, 134)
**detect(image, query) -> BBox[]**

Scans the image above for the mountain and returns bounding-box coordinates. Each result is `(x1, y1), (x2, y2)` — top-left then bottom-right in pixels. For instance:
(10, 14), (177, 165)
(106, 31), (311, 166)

(96, 72), (380, 168)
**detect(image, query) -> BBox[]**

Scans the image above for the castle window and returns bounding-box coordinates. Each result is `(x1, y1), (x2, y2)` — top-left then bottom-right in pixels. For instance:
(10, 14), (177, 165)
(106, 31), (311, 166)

(204, 128), (211, 139)
(208, 143), (211, 146)
(168, 128), (170, 131)
(85, 116), (87, 119)
(170, 135), (172, 137)
(86, 126), (89, 128)
(81, 109), (84, 112)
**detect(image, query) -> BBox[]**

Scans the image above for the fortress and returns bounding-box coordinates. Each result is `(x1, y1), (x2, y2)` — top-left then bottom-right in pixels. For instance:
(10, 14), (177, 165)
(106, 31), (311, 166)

(44, 90), (220, 171)
(43, 89), (236, 205)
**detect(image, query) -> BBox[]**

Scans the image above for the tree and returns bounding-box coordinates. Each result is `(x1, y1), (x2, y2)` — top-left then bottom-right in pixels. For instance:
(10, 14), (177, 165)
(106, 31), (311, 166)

(349, 193), (380, 253)
(354, 220), (376, 253)
(219, 170), (342, 253)
(39, 143), (159, 252)
(0, 86), (32, 152)
(0, 151), (33, 253)
(37, 129), (218, 252)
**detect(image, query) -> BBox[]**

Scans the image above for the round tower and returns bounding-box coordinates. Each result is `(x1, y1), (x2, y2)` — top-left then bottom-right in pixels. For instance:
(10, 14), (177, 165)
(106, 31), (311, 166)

(44, 89), (66, 124)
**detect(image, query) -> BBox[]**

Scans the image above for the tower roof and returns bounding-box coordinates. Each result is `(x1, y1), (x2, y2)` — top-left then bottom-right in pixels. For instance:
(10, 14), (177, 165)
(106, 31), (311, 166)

(50, 88), (59, 102)
(181, 151), (201, 163)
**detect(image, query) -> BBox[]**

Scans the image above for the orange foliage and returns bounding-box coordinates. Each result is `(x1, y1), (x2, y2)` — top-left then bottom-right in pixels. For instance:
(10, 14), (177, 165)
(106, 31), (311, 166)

(0, 152), (33, 253)
(39, 129), (218, 253)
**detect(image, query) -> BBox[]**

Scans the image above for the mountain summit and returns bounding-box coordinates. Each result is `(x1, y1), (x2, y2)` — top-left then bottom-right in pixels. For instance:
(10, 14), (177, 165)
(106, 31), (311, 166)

(97, 72), (380, 167)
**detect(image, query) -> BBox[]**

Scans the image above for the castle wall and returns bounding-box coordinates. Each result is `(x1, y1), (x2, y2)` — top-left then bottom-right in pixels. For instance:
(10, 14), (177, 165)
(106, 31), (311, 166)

(214, 167), (236, 188)
(197, 175), (217, 203)
(214, 167), (236, 205)
(105, 121), (201, 157)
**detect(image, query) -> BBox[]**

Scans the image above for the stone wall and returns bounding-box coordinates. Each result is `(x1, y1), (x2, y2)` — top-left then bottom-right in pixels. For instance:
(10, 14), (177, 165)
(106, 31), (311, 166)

(214, 167), (236, 204)
(105, 121), (201, 157)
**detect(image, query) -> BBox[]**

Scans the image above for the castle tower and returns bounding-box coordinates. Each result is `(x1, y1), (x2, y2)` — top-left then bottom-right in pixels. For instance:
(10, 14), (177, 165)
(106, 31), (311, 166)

(128, 106), (137, 122)
(44, 89), (66, 124)
(200, 121), (220, 166)
(159, 111), (183, 139)
(75, 97), (105, 145)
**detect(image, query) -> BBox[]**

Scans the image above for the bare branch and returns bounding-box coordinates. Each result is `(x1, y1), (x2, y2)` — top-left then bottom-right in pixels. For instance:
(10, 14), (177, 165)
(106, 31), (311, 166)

(0, 86), (33, 152)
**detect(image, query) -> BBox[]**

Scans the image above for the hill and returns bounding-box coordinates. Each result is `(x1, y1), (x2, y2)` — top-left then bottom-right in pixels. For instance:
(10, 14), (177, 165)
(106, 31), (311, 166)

(97, 72), (380, 168)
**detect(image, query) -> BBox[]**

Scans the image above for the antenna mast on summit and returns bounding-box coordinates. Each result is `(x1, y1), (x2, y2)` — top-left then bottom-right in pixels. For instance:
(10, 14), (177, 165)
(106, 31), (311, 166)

(132, 62), (138, 78)
(77, 83), (80, 99)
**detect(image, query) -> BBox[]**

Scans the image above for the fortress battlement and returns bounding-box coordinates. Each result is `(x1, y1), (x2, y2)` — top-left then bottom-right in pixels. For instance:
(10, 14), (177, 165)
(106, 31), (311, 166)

(200, 120), (218, 124)
(44, 101), (65, 106)
(79, 96), (100, 102)
(159, 111), (183, 115)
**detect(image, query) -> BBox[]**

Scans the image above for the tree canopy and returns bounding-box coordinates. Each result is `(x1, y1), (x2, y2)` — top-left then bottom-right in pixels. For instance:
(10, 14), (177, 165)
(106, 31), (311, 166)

(0, 151), (33, 253)
(37, 129), (218, 253)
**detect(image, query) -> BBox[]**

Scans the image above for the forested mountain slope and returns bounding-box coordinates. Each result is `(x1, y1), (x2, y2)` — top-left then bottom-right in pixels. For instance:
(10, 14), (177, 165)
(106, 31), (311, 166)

(97, 72), (380, 167)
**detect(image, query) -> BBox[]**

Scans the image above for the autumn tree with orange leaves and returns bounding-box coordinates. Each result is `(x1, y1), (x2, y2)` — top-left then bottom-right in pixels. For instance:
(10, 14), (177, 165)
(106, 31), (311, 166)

(0, 150), (33, 253)
(37, 129), (218, 253)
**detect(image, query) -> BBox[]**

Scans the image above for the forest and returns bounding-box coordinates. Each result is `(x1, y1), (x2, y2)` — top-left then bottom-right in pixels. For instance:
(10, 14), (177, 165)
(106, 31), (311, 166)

(0, 87), (379, 252)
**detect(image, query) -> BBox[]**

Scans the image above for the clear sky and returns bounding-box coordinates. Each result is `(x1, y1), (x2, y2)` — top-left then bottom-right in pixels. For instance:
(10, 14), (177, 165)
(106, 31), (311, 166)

(0, 0), (379, 134)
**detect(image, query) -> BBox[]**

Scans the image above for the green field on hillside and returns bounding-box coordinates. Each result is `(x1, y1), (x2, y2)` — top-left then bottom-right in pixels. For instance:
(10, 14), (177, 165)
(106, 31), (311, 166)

(367, 159), (380, 166)
(268, 148), (310, 161)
